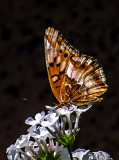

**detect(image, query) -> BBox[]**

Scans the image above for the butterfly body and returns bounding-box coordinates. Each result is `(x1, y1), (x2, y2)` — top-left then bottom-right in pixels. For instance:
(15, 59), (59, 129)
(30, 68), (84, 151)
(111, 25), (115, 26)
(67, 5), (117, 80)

(44, 27), (107, 107)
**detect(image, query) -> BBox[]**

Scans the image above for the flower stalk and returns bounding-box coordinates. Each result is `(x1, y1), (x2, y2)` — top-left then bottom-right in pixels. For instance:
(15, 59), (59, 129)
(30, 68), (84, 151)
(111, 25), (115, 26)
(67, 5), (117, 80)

(67, 145), (73, 160)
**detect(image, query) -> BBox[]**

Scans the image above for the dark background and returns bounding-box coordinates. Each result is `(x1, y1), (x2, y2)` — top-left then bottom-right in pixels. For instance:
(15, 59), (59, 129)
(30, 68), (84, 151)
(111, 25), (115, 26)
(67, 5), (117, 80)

(0, 0), (119, 159)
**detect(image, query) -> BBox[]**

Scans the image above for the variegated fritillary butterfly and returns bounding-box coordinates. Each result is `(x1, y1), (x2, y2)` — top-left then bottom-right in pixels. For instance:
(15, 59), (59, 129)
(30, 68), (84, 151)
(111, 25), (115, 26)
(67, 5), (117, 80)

(44, 27), (107, 107)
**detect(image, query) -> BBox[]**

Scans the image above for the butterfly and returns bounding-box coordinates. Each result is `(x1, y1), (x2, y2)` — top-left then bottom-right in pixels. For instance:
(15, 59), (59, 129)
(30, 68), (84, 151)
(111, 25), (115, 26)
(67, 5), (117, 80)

(44, 27), (107, 107)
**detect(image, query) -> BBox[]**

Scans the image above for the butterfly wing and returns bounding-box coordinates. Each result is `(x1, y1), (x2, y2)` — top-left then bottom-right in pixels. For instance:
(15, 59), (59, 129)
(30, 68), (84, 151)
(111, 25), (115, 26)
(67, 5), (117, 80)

(61, 54), (107, 106)
(44, 27), (108, 107)
(44, 27), (75, 103)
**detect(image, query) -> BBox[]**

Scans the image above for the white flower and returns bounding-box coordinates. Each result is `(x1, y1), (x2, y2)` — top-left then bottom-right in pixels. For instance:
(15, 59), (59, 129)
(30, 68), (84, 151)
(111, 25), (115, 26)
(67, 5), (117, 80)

(6, 144), (30, 160)
(72, 149), (90, 160)
(59, 147), (71, 160)
(56, 106), (73, 116)
(46, 105), (58, 112)
(25, 111), (45, 126)
(73, 104), (92, 116)
(41, 112), (62, 138)
(56, 106), (74, 133)
(15, 134), (30, 148)
(93, 151), (113, 160)
(72, 149), (113, 160)
(6, 104), (112, 160)
(41, 112), (59, 127)
(28, 125), (49, 139)
(7, 144), (16, 153)
(73, 104), (92, 132)
(6, 145), (18, 160)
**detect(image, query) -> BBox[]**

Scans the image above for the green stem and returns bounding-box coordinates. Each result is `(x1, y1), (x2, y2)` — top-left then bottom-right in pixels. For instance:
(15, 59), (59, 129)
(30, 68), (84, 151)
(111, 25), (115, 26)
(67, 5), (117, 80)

(67, 145), (73, 160)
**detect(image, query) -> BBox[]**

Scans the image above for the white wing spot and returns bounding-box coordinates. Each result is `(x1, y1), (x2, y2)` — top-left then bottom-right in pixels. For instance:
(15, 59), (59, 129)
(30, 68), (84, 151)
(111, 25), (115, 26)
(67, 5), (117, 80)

(60, 61), (66, 72)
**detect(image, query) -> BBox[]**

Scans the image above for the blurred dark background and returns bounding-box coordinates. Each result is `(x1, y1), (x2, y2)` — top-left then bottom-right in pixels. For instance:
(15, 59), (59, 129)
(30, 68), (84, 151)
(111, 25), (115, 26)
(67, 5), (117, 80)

(0, 0), (119, 159)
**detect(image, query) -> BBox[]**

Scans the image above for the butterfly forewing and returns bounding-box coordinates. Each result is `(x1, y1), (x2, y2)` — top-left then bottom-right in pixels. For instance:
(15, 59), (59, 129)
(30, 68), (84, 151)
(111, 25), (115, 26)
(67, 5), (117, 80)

(44, 27), (107, 107)
(44, 27), (72, 102)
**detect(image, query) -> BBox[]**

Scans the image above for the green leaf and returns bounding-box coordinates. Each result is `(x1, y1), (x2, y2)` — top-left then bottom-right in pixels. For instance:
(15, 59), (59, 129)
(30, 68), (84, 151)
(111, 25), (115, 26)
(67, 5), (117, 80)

(55, 132), (78, 147)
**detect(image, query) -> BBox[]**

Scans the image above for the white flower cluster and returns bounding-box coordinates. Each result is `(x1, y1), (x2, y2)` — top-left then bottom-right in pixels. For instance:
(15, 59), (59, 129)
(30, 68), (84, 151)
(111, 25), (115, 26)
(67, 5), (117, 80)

(6, 105), (112, 160)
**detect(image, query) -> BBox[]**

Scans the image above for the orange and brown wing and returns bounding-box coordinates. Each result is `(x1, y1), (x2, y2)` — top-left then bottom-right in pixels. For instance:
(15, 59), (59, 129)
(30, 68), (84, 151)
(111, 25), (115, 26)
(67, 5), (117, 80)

(61, 54), (108, 106)
(44, 27), (108, 107)
(44, 27), (77, 103)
